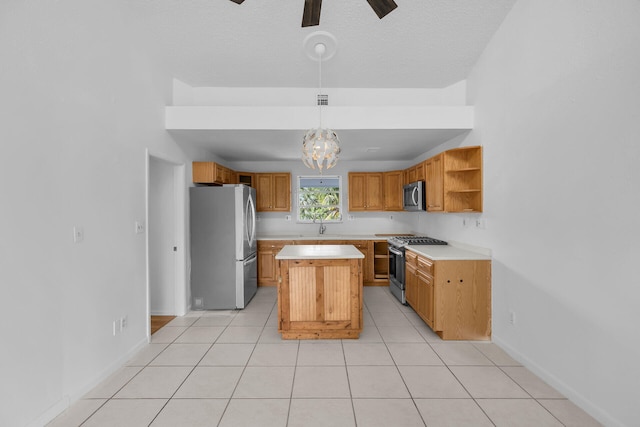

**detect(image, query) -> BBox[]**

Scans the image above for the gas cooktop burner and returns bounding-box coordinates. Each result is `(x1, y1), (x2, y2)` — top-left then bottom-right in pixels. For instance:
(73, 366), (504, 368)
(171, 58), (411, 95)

(387, 236), (448, 247)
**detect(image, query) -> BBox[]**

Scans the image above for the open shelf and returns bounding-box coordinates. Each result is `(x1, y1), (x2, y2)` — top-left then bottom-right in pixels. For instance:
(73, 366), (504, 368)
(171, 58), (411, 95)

(443, 146), (483, 212)
(372, 241), (389, 281)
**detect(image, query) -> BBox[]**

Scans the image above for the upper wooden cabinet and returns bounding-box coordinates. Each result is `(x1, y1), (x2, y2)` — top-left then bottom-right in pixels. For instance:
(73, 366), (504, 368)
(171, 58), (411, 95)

(442, 146), (483, 212)
(404, 161), (426, 185)
(383, 170), (404, 211)
(236, 172), (255, 188)
(423, 145), (483, 213)
(255, 173), (291, 212)
(348, 172), (384, 211)
(425, 154), (444, 212)
(192, 161), (234, 185)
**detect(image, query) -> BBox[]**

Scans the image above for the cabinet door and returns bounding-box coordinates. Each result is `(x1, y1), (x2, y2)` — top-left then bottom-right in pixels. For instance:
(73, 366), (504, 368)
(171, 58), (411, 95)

(405, 263), (418, 308)
(416, 162), (425, 182)
(258, 241), (293, 286)
(192, 162), (215, 183)
(222, 167), (232, 184)
(256, 173), (290, 212)
(272, 173), (291, 211)
(348, 173), (367, 211)
(426, 154), (444, 212)
(255, 174), (273, 211)
(351, 241), (372, 284)
(213, 163), (224, 183)
(417, 270), (434, 328)
(258, 248), (276, 285)
(383, 171), (403, 211)
(407, 166), (417, 183)
(365, 173), (384, 210)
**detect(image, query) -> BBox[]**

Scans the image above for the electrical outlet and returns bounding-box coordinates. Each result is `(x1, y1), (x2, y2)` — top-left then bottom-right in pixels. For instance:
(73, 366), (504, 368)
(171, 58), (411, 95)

(389, 215), (394, 221)
(120, 316), (128, 331)
(135, 221), (145, 234)
(73, 226), (84, 243)
(475, 218), (487, 229)
(509, 310), (516, 325)
(285, 215), (291, 221)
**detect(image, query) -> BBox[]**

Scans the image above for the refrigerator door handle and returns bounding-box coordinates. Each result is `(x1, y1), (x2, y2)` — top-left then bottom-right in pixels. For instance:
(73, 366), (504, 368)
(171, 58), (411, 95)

(244, 254), (257, 266)
(246, 194), (256, 247)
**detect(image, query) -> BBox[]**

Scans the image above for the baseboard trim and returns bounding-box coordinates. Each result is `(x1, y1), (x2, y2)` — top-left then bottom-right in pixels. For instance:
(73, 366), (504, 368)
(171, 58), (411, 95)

(492, 334), (623, 427)
(30, 336), (149, 427)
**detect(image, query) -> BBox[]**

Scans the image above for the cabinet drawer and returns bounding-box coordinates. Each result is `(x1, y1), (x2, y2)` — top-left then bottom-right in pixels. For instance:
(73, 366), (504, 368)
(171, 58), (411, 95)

(258, 240), (294, 249)
(406, 250), (418, 267)
(350, 241), (368, 250)
(417, 256), (433, 275)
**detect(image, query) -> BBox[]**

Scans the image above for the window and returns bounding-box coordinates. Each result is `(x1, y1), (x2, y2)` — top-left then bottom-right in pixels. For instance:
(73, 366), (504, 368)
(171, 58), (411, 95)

(297, 175), (342, 222)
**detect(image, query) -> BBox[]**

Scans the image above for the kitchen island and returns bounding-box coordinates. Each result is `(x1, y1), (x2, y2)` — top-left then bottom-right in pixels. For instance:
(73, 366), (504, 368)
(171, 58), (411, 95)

(275, 245), (364, 339)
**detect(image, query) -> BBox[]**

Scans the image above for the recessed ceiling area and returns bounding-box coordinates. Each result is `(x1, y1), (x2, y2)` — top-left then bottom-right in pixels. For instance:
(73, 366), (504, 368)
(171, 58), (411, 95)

(168, 128), (470, 162)
(127, 0), (517, 162)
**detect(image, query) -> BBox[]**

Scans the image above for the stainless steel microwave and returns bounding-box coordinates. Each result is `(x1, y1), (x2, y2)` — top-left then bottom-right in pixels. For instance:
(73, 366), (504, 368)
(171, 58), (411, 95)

(403, 181), (426, 211)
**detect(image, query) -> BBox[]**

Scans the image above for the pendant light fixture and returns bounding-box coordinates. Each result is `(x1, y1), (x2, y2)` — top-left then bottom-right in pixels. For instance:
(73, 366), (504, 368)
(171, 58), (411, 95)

(302, 33), (340, 173)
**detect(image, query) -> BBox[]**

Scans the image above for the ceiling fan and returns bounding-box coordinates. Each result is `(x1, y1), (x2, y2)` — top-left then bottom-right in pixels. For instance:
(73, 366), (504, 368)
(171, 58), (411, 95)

(228, 0), (398, 27)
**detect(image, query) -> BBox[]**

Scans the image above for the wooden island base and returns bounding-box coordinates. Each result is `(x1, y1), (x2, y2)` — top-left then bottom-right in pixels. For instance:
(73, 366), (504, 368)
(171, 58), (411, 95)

(276, 245), (364, 340)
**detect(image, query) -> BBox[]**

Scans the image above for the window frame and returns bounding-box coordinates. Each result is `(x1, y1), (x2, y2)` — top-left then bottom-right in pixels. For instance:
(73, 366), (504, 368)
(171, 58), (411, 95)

(296, 175), (343, 223)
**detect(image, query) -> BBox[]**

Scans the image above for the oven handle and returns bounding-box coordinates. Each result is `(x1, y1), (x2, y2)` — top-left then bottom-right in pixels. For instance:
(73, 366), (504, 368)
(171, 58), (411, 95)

(389, 247), (404, 257)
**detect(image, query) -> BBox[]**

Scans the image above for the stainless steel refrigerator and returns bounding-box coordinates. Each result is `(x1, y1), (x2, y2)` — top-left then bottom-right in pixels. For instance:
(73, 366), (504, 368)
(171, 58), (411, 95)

(190, 184), (257, 309)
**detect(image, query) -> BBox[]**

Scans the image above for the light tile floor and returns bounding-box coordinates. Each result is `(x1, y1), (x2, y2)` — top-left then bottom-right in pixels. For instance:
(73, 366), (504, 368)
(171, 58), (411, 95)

(48, 286), (602, 427)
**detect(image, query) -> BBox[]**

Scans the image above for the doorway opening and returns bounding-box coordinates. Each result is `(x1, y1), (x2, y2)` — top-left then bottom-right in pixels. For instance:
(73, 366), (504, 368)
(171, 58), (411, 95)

(146, 151), (187, 338)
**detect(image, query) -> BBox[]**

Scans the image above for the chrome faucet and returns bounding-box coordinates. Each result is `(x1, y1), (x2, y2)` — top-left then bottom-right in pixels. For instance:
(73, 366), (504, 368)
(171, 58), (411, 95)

(316, 216), (326, 235)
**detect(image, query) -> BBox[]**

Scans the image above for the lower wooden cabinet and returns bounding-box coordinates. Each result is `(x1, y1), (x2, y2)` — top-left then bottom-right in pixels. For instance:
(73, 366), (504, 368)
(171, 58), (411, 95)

(405, 249), (491, 340)
(257, 241), (294, 286)
(257, 239), (389, 287)
(277, 257), (363, 339)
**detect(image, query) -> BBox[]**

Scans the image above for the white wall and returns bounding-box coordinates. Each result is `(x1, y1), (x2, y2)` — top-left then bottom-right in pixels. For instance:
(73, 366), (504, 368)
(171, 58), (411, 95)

(414, 1), (640, 425)
(0, 2), (191, 426)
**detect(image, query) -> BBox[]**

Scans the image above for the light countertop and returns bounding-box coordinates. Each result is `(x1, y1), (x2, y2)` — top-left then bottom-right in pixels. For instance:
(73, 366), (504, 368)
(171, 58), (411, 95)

(275, 244), (365, 260)
(406, 245), (491, 261)
(257, 234), (403, 241)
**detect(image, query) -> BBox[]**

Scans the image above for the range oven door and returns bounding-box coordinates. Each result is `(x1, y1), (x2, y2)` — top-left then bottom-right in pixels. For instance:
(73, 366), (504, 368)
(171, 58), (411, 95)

(388, 245), (406, 304)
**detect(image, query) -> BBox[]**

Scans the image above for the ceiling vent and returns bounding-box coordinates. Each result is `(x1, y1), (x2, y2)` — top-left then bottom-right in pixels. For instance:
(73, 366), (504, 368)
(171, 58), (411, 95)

(317, 94), (328, 105)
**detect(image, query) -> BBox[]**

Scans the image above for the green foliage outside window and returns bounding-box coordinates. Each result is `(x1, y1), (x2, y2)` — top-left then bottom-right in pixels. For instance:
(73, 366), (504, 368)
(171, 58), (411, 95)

(297, 176), (342, 222)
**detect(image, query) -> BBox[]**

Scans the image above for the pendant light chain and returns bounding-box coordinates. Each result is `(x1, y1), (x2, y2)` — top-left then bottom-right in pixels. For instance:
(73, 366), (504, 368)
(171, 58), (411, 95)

(301, 37), (340, 173)
(318, 47), (323, 128)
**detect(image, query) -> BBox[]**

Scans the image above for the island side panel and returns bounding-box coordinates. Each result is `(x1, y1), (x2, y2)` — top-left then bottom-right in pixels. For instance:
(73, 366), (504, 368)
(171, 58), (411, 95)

(277, 258), (363, 339)
(435, 260), (492, 340)
(289, 265), (317, 321)
(324, 265), (351, 321)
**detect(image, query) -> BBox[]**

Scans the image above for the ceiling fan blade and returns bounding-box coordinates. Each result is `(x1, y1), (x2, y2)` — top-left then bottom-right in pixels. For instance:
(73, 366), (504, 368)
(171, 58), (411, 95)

(302, 0), (322, 27)
(228, 0), (245, 4)
(366, 0), (398, 19)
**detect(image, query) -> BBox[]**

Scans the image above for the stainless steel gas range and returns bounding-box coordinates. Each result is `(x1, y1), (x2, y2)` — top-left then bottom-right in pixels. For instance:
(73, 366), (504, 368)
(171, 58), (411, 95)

(387, 236), (447, 304)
